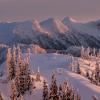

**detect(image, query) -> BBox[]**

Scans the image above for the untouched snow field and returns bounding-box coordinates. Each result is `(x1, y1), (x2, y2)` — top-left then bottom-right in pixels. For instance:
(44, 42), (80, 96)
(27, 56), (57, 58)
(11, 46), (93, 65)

(0, 53), (100, 100)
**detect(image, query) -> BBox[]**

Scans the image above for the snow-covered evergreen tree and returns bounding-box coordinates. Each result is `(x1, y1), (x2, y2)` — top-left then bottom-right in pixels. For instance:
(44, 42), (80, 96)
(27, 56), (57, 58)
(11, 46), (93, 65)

(36, 67), (41, 81)
(76, 62), (81, 74)
(13, 46), (17, 66)
(86, 47), (90, 59)
(58, 84), (63, 100)
(10, 80), (18, 100)
(86, 70), (90, 78)
(90, 71), (95, 83)
(62, 82), (69, 100)
(93, 48), (96, 57)
(49, 74), (58, 100)
(81, 46), (85, 58)
(43, 80), (48, 100)
(17, 45), (22, 63)
(70, 56), (75, 72)
(7, 48), (16, 80)
(94, 62), (100, 84)
(15, 58), (33, 96)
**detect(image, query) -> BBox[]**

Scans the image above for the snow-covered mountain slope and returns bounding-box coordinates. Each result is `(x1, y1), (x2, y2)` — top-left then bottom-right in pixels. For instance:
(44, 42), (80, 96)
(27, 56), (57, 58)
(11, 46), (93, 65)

(40, 18), (69, 34)
(0, 53), (100, 100)
(0, 17), (100, 49)
(0, 22), (16, 44)
(63, 17), (100, 38)
(32, 20), (48, 33)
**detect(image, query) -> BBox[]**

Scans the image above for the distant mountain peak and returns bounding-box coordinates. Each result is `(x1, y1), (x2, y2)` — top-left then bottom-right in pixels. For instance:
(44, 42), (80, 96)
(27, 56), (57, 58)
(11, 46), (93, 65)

(32, 19), (46, 33)
(41, 18), (69, 33)
(63, 16), (77, 23)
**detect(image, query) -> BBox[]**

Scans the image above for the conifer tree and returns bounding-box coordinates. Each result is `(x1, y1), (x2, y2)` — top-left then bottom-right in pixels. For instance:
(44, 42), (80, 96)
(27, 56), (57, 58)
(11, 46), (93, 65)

(94, 62), (100, 84)
(17, 45), (22, 63)
(86, 47), (90, 59)
(7, 48), (16, 80)
(15, 72), (21, 97)
(76, 62), (81, 74)
(86, 70), (90, 78)
(49, 74), (58, 100)
(43, 80), (48, 100)
(15, 60), (23, 97)
(13, 46), (17, 67)
(10, 80), (18, 100)
(81, 46), (85, 58)
(93, 48), (96, 56)
(90, 71), (95, 83)
(62, 81), (70, 100)
(70, 89), (75, 100)
(15, 58), (33, 96)
(36, 67), (41, 81)
(27, 48), (31, 60)
(58, 84), (63, 100)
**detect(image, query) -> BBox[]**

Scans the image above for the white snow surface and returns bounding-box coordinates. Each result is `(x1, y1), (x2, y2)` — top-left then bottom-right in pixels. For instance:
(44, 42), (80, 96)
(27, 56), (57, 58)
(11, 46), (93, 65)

(0, 53), (100, 100)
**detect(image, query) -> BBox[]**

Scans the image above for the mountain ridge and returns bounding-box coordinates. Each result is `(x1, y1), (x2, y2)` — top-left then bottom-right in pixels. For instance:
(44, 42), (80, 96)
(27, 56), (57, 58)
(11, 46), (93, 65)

(0, 17), (100, 49)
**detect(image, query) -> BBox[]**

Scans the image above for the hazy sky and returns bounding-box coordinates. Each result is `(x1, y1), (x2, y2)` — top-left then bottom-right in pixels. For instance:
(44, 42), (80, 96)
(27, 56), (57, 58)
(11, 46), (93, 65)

(0, 0), (100, 22)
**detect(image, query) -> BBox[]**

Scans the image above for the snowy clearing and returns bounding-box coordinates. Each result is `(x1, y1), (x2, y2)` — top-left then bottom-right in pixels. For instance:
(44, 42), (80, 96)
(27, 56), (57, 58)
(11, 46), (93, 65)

(0, 53), (100, 100)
